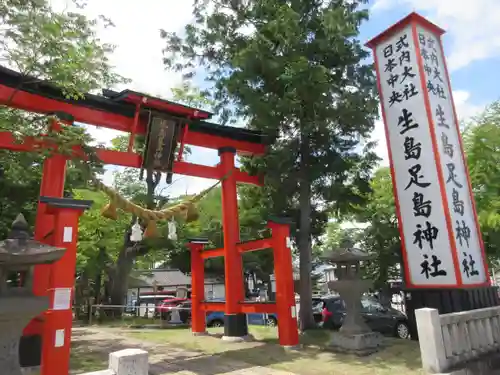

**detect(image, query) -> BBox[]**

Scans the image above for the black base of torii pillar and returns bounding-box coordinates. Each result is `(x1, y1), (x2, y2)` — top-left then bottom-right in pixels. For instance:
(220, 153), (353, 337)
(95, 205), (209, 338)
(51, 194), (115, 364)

(405, 286), (500, 340)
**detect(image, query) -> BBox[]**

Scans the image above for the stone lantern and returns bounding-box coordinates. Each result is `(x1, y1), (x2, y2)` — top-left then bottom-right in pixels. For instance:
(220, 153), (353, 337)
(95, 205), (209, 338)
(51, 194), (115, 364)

(0, 214), (66, 375)
(322, 240), (383, 355)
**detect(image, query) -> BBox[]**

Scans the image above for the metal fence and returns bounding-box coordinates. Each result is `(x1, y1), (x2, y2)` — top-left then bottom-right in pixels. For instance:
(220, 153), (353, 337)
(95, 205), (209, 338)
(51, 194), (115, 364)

(86, 304), (164, 326)
(76, 297), (406, 329)
(76, 304), (278, 328)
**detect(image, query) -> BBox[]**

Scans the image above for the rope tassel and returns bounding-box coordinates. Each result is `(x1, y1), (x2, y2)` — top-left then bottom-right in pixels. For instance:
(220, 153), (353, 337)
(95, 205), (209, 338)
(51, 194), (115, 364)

(101, 201), (118, 220)
(186, 203), (199, 222)
(92, 169), (232, 237)
(144, 220), (159, 238)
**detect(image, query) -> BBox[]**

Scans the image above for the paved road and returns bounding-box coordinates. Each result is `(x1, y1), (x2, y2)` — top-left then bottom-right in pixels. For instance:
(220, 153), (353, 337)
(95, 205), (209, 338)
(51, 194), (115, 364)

(72, 327), (297, 375)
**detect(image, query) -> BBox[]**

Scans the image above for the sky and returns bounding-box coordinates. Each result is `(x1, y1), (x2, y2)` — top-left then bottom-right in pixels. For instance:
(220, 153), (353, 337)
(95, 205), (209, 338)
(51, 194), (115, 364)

(48, 0), (500, 197)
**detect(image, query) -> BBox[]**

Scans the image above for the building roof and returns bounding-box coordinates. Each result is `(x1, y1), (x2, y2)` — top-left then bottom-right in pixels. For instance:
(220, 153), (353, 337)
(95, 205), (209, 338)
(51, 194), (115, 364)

(137, 268), (191, 287)
(128, 275), (153, 288)
(202, 274), (225, 284)
(131, 267), (302, 289)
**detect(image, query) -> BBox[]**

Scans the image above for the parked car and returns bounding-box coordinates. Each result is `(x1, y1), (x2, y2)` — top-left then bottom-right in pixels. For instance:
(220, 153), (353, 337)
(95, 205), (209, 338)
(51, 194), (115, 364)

(174, 300), (192, 324)
(204, 298), (278, 327)
(312, 296), (324, 324)
(158, 299), (190, 320)
(156, 297), (189, 318)
(206, 310), (278, 327)
(321, 295), (410, 339)
(132, 294), (177, 317)
(298, 296), (333, 326)
(160, 297), (279, 327)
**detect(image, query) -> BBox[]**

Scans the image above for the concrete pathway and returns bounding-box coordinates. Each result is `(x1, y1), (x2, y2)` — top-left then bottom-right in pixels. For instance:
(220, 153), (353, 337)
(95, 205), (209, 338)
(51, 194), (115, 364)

(72, 327), (297, 375)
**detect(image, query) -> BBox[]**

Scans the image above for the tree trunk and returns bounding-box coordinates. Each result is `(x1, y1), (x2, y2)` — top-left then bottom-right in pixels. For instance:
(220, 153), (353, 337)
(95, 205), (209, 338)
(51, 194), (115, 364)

(378, 284), (392, 309)
(74, 272), (89, 322)
(94, 246), (106, 305)
(94, 271), (102, 305)
(109, 253), (134, 306)
(106, 170), (160, 311)
(244, 273), (250, 298)
(376, 256), (392, 308)
(298, 133), (315, 330)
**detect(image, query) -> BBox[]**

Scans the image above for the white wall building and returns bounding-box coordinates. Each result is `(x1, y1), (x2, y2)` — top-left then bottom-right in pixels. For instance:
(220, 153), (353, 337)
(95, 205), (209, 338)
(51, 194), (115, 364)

(126, 268), (226, 305)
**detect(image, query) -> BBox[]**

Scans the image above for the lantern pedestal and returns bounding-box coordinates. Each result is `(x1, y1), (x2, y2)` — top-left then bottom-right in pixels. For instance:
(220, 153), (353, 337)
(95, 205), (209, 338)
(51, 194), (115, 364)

(328, 280), (383, 355)
(323, 242), (383, 356)
(0, 297), (48, 375)
(330, 331), (383, 356)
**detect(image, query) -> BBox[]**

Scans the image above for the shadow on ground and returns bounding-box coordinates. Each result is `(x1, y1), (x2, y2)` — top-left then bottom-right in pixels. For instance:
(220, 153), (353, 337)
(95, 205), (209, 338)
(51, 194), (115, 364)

(71, 328), (205, 374)
(161, 339), (424, 375)
(71, 327), (424, 375)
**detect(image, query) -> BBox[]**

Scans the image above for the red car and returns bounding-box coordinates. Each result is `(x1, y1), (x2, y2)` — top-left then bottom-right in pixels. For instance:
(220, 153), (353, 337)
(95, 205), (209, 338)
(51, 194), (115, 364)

(160, 300), (192, 324)
(155, 297), (189, 317)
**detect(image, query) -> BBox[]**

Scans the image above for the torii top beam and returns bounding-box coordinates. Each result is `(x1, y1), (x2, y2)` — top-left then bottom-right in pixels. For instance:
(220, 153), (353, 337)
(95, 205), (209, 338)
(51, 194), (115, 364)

(0, 65), (266, 156)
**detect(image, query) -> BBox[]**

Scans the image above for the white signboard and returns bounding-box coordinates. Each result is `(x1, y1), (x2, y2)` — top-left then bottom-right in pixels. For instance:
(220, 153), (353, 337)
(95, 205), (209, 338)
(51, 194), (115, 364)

(55, 329), (65, 348)
(63, 226), (73, 243)
(373, 25), (457, 286)
(416, 27), (487, 285)
(53, 288), (72, 310)
(370, 16), (488, 287)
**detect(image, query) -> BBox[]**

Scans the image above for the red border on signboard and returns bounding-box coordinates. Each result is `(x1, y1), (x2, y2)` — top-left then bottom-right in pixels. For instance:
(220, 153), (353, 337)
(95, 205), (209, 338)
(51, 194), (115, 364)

(438, 39), (490, 287)
(366, 12), (463, 288)
(366, 12), (444, 49)
(367, 12), (491, 288)
(411, 23), (463, 287)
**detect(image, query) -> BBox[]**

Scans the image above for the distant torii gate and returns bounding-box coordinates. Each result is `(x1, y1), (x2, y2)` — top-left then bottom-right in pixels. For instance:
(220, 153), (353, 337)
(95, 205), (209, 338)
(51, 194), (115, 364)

(0, 65), (298, 375)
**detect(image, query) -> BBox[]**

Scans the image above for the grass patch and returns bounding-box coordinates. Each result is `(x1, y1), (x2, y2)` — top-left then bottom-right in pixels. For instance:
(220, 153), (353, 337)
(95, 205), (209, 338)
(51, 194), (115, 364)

(89, 315), (161, 328)
(123, 326), (424, 375)
(86, 317), (168, 331)
(69, 341), (108, 374)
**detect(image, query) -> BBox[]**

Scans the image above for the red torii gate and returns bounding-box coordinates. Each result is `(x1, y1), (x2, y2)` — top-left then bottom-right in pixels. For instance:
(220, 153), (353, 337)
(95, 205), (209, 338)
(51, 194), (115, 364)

(0, 65), (298, 375)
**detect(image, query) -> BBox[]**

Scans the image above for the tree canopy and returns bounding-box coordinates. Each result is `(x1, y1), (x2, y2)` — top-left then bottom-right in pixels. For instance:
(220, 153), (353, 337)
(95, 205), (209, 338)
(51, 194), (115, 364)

(162, 0), (379, 329)
(349, 167), (401, 286)
(0, 0), (126, 237)
(463, 101), (500, 263)
(0, 0), (127, 98)
(8, 0), (500, 328)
